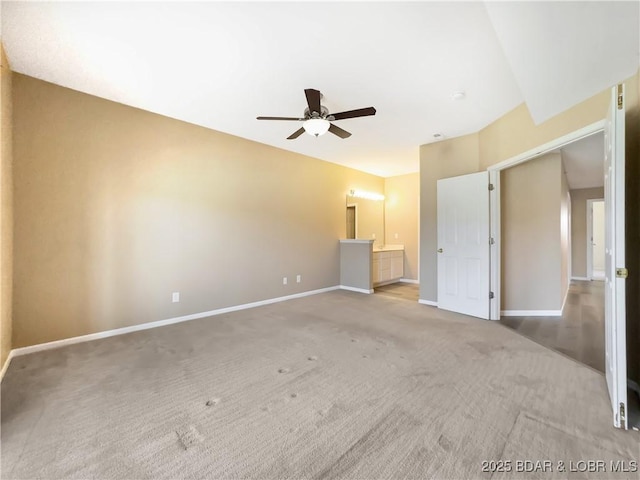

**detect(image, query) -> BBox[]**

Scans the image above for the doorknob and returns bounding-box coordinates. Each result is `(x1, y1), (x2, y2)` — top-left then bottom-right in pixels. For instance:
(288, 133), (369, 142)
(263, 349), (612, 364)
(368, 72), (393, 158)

(437, 248), (443, 253)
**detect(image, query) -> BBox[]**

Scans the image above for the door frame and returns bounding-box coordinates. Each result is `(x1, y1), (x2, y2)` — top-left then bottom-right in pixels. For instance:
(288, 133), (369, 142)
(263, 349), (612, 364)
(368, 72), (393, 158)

(587, 198), (605, 281)
(487, 120), (606, 321)
(346, 203), (358, 239)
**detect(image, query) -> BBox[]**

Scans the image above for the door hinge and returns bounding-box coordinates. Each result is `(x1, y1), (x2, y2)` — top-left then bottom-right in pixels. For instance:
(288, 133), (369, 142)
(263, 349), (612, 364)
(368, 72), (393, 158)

(616, 267), (629, 278)
(489, 291), (494, 299)
(617, 84), (623, 110)
(489, 237), (495, 245)
(488, 183), (494, 191)
(620, 402), (626, 422)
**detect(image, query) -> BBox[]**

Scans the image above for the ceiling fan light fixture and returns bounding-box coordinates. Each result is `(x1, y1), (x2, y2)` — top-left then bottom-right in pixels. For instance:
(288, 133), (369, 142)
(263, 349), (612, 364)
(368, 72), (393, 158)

(303, 118), (330, 137)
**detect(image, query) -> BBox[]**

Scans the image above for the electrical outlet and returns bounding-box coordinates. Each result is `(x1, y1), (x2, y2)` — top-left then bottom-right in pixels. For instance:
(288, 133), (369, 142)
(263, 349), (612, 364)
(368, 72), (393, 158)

(296, 275), (301, 283)
(172, 292), (180, 303)
(283, 277), (288, 285)
(394, 233), (399, 239)
(372, 233), (376, 239)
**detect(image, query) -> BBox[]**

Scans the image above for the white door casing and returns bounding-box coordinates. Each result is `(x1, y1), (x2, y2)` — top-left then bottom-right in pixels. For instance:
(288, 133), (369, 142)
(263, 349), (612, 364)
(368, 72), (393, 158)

(604, 84), (627, 429)
(437, 172), (490, 319)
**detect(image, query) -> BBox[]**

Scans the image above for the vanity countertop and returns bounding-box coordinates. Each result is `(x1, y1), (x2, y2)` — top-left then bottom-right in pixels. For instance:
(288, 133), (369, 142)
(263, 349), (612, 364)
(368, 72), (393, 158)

(372, 244), (404, 252)
(339, 239), (375, 244)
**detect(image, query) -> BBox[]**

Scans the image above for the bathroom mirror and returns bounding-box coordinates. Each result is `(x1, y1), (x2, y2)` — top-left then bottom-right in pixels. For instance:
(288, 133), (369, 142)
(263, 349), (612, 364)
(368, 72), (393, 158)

(345, 192), (384, 246)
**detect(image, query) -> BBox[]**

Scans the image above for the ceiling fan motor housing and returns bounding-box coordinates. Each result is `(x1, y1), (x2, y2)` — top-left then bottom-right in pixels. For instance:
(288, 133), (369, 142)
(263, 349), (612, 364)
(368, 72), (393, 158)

(304, 106), (330, 120)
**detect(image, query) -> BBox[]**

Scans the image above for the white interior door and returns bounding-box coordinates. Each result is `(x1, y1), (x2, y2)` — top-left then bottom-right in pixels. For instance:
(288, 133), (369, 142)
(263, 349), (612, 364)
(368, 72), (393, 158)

(604, 84), (627, 429)
(592, 201), (606, 278)
(437, 172), (490, 319)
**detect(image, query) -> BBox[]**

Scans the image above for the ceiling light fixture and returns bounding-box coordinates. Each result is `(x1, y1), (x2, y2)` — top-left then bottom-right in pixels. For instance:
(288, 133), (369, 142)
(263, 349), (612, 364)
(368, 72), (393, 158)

(348, 189), (385, 201)
(450, 91), (466, 100)
(303, 118), (330, 137)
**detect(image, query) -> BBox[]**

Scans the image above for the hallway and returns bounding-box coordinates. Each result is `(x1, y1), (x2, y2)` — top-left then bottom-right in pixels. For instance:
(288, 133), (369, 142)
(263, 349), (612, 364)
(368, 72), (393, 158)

(499, 280), (604, 372)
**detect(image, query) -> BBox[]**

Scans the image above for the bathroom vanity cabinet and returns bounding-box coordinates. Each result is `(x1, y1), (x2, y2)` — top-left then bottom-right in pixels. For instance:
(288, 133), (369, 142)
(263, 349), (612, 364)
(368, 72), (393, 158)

(372, 247), (404, 286)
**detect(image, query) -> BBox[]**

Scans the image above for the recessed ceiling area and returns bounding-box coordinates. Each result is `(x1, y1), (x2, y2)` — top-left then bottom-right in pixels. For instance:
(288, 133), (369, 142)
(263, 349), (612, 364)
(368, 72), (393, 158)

(561, 132), (604, 190)
(2, 2), (638, 177)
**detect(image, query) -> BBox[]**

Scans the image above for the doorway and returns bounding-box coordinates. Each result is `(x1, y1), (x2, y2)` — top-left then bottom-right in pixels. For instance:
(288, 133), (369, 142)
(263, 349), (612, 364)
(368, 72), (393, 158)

(484, 84), (629, 430)
(588, 199), (605, 280)
(346, 204), (356, 239)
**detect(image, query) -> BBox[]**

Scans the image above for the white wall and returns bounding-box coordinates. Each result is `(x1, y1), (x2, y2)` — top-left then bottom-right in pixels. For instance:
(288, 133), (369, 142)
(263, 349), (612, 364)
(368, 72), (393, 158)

(570, 187), (604, 278)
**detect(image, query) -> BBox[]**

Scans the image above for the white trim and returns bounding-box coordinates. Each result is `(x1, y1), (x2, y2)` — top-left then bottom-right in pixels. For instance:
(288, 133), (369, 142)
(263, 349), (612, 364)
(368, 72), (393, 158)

(571, 276), (590, 281)
(0, 350), (15, 382)
(11, 286), (341, 358)
(399, 278), (419, 284)
(339, 285), (374, 294)
(489, 169), (500, 320)
(418, 299), (438, 307)
(501, 310), (562, 317)
(587, 199), (593, 281)
(487, 121), (605, 172)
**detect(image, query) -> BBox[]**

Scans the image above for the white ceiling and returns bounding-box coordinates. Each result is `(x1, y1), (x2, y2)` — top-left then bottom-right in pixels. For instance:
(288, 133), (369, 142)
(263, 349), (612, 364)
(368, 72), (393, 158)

(561, 132), (604, 190)
(2, 2), (638, 177)
(484, 1), (640, 125)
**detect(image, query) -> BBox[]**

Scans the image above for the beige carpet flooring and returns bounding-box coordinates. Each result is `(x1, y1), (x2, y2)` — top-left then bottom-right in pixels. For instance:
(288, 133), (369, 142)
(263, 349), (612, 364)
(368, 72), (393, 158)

(1, 290), (638, 479)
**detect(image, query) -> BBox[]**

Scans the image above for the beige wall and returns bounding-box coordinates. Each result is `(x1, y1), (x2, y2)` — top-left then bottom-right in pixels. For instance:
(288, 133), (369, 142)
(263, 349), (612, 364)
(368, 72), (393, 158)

(419, 72), (639, 304)
(501, 153), (565, 311)
(570, 187), (604, 278)
(1, 46), (13, 368)
(12, 74), (385, 348)
(384, 173), (419, 280)
(419, 134), (480, 301)
(478, 94), (610, 171)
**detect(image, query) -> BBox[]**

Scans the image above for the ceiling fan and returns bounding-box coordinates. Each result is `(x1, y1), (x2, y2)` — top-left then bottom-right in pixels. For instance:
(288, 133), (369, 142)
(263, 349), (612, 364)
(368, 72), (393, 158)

(257, 89), (376, 140)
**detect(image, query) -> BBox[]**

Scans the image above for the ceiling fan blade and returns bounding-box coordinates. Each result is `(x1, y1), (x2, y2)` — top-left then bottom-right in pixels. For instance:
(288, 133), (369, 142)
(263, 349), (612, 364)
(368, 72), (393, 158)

(287, 127), (305, 140)
(304, 89), (322, 115)
(257, 116), (305, 121)
(329, 107), (376, 121)
(328, 123), (351, 139)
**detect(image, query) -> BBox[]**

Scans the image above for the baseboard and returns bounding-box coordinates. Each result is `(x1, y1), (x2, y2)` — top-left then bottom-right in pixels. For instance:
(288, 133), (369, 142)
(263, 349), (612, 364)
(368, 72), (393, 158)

(561, 286), (569, 313)
(399, 278), (419, 284)
(501, 310), (562, 317)
(339, 285), (374, 294)
(373, 279), (399, 287)
(418, 299), (438, 307)
(11, 286), (341, 358)
(0, 350), (15, 382)
(571, 276), (589, 281)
